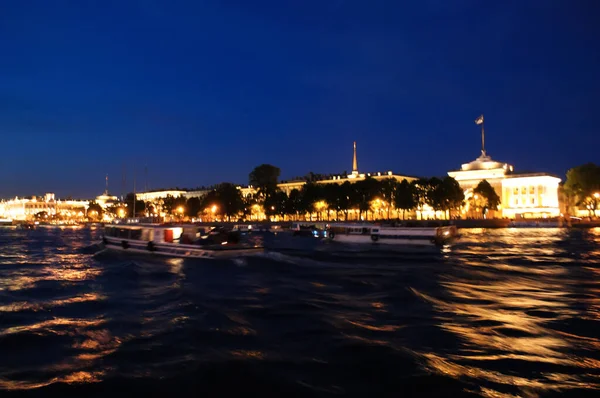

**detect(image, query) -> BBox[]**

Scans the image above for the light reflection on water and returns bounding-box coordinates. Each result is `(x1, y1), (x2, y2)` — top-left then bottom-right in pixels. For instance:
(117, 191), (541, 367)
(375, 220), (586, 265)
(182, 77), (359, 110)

(413, 228), (600, 397)
(0, 227), (599, 397)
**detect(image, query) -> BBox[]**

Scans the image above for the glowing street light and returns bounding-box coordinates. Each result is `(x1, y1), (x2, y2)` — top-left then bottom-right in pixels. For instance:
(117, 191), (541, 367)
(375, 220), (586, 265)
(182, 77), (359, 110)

(211, 205), (217, 214)
(177, 206), (184, 214)
(594, 192), (600, 199)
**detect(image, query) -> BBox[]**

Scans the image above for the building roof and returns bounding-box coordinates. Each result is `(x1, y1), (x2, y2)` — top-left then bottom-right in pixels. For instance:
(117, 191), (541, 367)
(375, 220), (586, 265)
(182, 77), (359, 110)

(449, 153), (513, 173)
(505, 171), (562, 179)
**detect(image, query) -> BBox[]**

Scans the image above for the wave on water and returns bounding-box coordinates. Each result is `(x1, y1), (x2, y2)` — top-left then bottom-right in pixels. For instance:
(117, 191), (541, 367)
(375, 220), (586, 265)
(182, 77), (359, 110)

(0, 227), (600, 397)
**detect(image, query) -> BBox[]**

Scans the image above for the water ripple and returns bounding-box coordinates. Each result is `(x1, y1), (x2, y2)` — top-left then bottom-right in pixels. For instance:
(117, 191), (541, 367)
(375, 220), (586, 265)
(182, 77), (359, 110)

(0, 227), (599, 397)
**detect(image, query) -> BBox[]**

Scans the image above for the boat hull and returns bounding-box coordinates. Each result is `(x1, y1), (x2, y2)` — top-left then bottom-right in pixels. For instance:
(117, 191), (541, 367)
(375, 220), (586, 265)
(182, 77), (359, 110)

(330, 234), (438, 246)
(101, 237), (263, 259)
(508, 221), (561, 228)
(327, 225), (457, 247)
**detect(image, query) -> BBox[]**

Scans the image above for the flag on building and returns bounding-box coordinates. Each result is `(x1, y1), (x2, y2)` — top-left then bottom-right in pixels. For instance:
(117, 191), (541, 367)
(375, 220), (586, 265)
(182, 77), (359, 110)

(474, 114), (484, 125)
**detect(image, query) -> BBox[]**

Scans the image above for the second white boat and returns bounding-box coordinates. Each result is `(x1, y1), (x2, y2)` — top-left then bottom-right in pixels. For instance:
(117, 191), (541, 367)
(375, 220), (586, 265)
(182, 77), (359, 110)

(326, 223), (458, 247)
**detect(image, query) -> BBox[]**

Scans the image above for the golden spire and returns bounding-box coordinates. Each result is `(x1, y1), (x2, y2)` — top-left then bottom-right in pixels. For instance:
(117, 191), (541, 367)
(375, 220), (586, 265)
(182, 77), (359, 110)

(352, 141), (358, 174)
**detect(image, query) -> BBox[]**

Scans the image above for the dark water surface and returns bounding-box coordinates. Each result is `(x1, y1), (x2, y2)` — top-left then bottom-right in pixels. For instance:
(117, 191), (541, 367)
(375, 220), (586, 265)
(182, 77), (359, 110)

(1, 227), (600, 397)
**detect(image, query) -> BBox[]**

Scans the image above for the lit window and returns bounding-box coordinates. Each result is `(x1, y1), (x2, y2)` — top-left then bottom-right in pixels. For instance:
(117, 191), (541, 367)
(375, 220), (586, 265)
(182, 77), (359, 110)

(515, 199), (519, 205)
(513, 188), (518, 195)
(521, 187), (526, 194)
(531, 198), (535, 204)
(529, 186), (535, 194)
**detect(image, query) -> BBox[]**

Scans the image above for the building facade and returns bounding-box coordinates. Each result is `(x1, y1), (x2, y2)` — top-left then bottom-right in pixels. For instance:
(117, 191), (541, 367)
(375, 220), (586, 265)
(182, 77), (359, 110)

(0, 193), (89, 221)
(277, 142), (417, 195)
(448, 152), (561, 219)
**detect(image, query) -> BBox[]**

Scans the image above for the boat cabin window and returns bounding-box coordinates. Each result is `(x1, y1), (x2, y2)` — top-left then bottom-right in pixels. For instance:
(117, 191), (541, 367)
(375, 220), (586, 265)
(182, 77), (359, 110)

(141, 229), (151, 241)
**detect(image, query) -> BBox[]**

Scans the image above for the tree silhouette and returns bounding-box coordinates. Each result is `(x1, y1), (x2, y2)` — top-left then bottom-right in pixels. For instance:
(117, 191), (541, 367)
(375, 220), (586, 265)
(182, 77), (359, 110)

(201, 183), (244, 222)
(249, 164), (280, 200)
(264, 190), (288, 219)
(338, 181), (353, 220)
(86, 202), (103, 221)
(353, 177), (380, 220)
(474, 180), (500, 217)
(286, 189), (302, 220)
(439, 177), (464, 219)
(186, 197), (202, 217)
(299, 183), (323, 221)
(379, 178), (397, 220)
(394, 179), (416, 220)
(125, 193), (146, 217)
(564, 163), (600, 218)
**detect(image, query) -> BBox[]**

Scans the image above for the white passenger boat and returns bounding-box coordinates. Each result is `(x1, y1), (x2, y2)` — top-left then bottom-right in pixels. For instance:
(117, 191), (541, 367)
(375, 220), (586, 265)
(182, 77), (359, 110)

(326, 223), (458, 247)
(101, 223), (263, 259)
(232, 224), (253, 233)
(508, 220), (560, 228)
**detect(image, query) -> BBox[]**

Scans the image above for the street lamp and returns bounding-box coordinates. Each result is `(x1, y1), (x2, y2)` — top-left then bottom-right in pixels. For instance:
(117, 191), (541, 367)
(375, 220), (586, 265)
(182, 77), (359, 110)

(594, 192), (600, 199)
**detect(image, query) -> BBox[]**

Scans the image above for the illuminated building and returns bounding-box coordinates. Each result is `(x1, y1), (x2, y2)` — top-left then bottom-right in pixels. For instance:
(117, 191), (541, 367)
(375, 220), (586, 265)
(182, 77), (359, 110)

(0, 193), (89, 221)
(135, 189), (210, 202)
(277, 142), (417, 195)
(133, 189), (210, 218)
(95, 175), (119, 208)
(135, 190), (187, 202)
(95, 192), (118, 208)
(448, 124), (561, 219)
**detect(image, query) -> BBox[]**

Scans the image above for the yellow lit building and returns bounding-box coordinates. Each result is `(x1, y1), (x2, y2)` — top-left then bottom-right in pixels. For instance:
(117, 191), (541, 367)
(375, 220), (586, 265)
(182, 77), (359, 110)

(135, 190), (187, 202)
(135, 189), (210, 202)
(277, 142), (416, 195)
(448, 152), (561, 219)
(95, 175), (119, 208)
(133, 189), (211, 219)
(95, 192), (119, 208)
(0, 193), (89, 221)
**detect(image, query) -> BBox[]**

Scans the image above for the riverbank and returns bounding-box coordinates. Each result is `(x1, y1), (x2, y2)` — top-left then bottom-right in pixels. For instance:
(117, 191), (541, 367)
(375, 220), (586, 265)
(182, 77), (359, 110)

(197, 219), (600, 229)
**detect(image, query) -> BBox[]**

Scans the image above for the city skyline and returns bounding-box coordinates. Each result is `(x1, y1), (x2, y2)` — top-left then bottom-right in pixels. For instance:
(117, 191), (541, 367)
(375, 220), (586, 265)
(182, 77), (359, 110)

(1, 1), (599, 198)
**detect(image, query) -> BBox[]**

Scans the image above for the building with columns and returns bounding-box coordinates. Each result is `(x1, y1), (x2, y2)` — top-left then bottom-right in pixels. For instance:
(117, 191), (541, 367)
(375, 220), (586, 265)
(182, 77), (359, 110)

(448, 119), (561, 219)
(0, 193), (89, 221)
(95, 175), (119, 208)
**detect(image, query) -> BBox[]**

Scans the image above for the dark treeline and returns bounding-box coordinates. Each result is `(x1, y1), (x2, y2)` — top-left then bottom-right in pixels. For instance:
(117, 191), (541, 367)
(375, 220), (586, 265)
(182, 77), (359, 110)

(115, 163), (510, 221)
(249, 176), (467, 221)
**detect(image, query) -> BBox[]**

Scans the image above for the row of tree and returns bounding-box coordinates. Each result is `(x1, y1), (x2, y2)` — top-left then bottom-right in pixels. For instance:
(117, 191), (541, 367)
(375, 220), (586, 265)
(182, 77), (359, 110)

(87, 163), (503, 222)
(182, 174), (500, 222)
(563, 162), (600, 217)
(243, 163), (500, 221)
(86, 162), (600, 222)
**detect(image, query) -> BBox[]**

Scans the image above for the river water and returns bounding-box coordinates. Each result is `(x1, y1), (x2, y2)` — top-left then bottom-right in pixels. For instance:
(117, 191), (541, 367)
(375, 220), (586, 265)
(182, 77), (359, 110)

(0, 227), (599, 397)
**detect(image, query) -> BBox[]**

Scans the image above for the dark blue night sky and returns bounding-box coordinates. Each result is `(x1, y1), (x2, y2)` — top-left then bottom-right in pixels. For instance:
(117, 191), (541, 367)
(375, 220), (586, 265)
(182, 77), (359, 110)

(1, 1), (599, 198)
